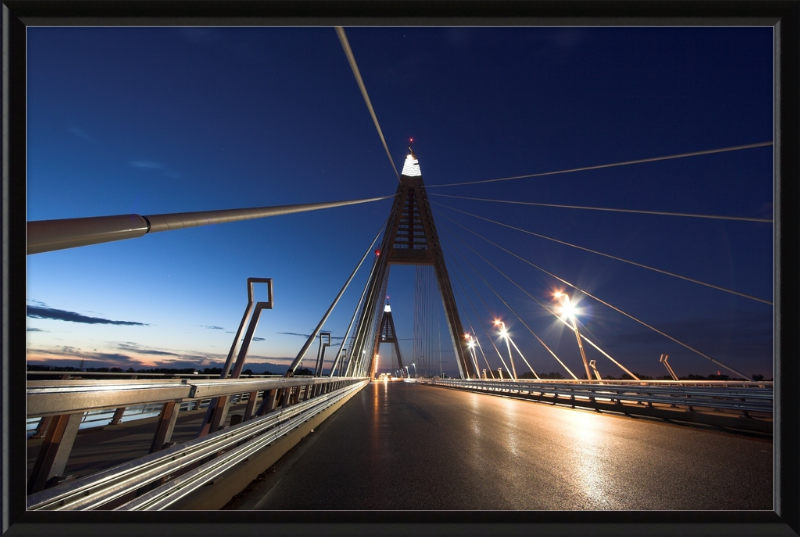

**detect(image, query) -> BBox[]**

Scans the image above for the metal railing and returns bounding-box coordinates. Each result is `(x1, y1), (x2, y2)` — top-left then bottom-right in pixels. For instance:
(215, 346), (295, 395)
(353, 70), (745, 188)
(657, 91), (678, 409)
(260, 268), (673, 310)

(26, 375), (368, 495)
(423, 378), (773, 415)
(27, 376), (359, 418)
(28, 379), (368, 510)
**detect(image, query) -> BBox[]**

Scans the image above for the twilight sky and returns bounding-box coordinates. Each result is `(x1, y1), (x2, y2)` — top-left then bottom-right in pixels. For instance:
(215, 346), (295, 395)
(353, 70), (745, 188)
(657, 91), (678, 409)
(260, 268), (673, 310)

(26, 26), (773, 379)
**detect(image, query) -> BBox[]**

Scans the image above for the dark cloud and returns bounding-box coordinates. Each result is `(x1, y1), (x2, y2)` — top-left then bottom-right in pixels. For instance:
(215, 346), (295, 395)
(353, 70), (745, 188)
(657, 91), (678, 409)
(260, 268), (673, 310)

(27, 346), (140, 368)
(253, 337), (266, 342)
(117, 342), (180, 356)
(27, 306), (149, 326)
(201, 325), (225, 330)
(27, 327), (46, 332)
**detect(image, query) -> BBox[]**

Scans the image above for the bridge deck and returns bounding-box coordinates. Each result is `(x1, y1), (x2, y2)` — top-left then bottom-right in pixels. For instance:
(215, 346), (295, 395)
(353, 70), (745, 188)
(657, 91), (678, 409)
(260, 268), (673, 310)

(225, 381), (771, 511)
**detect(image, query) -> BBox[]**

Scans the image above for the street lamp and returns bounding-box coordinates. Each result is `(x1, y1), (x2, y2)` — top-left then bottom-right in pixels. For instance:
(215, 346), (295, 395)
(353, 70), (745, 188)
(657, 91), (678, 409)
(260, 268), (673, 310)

(412, 362), (417, 378)
(465, 334), (481, 380)
(405, 365), (410, 378)
(554, 291), (592, 381)
(494, 320), (517, 380)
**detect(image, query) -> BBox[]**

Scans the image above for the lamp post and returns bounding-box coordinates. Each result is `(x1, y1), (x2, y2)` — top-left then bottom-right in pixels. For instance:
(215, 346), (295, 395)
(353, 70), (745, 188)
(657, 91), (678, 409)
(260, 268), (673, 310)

(405, 365), (410, 378)
(555, 292), (592, 381)
(412, 362), (417, 378)
(494, 320), (517, 380)
(465, 334), (481, 380)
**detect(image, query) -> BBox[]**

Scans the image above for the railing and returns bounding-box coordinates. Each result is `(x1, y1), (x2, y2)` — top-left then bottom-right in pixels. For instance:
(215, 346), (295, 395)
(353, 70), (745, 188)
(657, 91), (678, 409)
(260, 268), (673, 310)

(422, 378), (773, 416)
(27, 375), (368, 495)
(27, 379), (368, 510)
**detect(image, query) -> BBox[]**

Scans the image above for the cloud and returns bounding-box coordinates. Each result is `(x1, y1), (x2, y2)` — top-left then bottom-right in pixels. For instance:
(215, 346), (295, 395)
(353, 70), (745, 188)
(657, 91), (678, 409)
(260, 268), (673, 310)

(130, 160), (164, 170)
(27, 306), (149, 326)
(69, 127), (97, 144)
(27, 327), (46, 332)
(277, 332), (344, 340)
(252, 337), (266, 342)
(117, 342), (180, 356)
(201, 325), (225, 330)
(130, 160), (181, 179)
(27, 345), (140, 368)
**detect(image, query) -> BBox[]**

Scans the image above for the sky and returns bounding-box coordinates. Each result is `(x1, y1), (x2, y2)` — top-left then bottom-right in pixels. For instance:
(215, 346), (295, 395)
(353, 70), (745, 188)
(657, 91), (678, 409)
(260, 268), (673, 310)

(26, 26), (774, 379)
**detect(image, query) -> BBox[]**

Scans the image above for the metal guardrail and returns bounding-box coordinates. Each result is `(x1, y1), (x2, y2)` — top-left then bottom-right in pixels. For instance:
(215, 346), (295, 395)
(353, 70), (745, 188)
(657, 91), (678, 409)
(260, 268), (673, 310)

(27, 380), (368, 510)
(425, 378), (773, 415)
(27, 376), (359, 418)
(26, 374), (368, 494)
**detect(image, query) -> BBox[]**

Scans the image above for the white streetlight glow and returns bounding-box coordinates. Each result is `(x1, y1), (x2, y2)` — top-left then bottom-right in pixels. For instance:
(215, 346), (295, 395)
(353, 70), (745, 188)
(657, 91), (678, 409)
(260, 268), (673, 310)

(493, 320), (517, 380)
(554, 291), (592, 380)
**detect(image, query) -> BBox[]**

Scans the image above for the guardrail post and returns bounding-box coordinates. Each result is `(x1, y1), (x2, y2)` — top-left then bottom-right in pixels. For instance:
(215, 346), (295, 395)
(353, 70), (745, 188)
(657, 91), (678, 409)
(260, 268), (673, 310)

(110, 375), (137, 424)
(256, 389), (279, 417)
(149, 402), (180, 453)
(30, 416), (53, 439)
(243, 391), (259, 421)
(109, 407), (127, 425)
(28, 412), (83, 493)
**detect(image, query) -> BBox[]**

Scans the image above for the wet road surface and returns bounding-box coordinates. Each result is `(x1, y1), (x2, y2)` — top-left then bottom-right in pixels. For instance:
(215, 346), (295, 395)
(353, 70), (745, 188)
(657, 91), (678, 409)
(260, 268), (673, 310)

(228, 381), (772, 510)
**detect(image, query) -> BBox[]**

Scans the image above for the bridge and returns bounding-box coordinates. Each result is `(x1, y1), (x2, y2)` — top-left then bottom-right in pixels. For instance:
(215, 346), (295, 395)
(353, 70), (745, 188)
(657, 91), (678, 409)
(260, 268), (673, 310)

(6, 16), (799, 537)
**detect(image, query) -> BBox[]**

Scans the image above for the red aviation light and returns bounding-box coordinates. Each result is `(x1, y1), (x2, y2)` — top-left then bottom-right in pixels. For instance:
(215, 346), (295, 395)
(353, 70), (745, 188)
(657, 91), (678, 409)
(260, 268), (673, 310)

(375, 249), (381, 257)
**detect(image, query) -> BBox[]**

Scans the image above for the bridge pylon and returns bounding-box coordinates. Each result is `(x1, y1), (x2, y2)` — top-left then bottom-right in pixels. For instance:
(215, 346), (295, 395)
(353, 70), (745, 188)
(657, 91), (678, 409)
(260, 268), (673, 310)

(348, 149), (476, 379)
(371, 300), (405, 377)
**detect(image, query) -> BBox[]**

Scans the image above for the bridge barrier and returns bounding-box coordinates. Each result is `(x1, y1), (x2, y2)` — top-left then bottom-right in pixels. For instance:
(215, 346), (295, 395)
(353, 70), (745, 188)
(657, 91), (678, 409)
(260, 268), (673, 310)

(26, 375), (366, 495)
(27, 379), (368, 510)
(422, 378), (773, 433)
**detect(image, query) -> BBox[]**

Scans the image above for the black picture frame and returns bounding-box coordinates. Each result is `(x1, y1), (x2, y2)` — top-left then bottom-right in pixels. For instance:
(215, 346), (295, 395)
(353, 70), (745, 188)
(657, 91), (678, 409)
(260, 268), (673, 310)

(3, 2), (798, 536)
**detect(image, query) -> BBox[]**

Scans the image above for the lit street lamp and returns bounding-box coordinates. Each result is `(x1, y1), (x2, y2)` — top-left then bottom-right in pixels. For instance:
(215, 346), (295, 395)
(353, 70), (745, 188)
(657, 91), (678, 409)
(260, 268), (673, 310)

(412, 362), (417, 378)
(554, 291), (592, 381)
(494, 320), (517, 380)
(465, 334), (481, 380)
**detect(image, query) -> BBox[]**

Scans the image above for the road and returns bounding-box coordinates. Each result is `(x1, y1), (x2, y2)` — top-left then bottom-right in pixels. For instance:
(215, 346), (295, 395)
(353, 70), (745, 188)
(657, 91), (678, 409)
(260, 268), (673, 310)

(226, 381), (772, 510)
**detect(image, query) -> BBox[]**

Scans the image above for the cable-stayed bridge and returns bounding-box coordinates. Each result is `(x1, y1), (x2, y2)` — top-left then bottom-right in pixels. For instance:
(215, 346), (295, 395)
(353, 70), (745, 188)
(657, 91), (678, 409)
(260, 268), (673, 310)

(17, 24), (784, 522)
(24, 147), (774, 512)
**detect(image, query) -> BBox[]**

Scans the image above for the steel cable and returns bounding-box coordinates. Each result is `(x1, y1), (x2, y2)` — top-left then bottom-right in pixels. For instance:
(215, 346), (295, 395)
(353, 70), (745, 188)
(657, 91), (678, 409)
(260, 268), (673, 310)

(429, 193), (772, 223)
(426, 141), (772, 188)
(440, 214), (754, 381)
(335, 27), (400, 182)
(433, 201), (772, 306)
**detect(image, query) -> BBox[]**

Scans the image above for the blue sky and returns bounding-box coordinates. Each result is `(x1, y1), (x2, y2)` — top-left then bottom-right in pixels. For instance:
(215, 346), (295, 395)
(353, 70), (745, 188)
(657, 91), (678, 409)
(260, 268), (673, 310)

(26, 27), (773, 379)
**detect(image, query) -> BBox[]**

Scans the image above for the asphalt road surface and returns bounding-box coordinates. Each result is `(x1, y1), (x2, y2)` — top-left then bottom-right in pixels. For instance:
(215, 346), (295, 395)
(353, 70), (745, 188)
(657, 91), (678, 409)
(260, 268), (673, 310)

(227, 381), (772, 510)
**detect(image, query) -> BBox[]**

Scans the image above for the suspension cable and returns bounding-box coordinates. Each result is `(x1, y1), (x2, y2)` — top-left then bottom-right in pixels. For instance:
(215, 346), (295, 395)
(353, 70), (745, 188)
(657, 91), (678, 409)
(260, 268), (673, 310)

(426, 141), (773, 188)
(434, 202), (772, 306)
(444, 224), (635, 380)
(441, 215), (754, 381)
(450, 267), (498, 379)
(429, 193), (772, 223)
(447, 249), (510, 376)
(507, 336), (539, 379)
(332, 236), (382, 377)
(335, 27), (400, 182)
(442, 238), (579, 380)
(287, 221), (385, 374)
